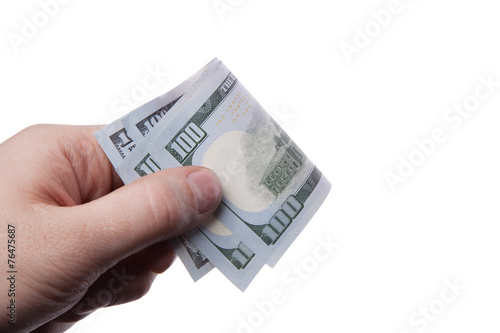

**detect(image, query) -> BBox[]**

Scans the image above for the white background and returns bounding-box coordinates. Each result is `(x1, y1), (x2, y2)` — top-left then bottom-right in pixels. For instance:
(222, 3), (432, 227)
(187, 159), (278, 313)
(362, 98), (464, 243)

(1, 0), (500, 332)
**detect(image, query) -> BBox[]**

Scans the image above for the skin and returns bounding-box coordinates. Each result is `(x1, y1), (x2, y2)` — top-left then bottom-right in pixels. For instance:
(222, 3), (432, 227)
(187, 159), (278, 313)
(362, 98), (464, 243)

(0, 124), (222, 332)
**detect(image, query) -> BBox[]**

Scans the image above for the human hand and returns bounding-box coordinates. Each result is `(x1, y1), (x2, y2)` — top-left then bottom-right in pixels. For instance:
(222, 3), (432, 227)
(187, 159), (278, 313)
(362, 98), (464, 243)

(0, 125), (222, 333)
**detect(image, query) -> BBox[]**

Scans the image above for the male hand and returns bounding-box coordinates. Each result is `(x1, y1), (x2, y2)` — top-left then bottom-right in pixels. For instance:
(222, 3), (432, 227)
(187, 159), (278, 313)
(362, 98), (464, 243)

(0, 125), (222, 332)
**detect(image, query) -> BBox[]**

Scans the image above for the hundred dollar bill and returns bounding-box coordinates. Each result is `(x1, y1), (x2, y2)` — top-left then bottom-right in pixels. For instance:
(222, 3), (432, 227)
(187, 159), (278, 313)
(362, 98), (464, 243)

(95, 60), (223, 281)
(116, 60), (331, 288)
(112, 61), (265, 291)
(96, 59), (265, 289)
(95, 59), (218, 168)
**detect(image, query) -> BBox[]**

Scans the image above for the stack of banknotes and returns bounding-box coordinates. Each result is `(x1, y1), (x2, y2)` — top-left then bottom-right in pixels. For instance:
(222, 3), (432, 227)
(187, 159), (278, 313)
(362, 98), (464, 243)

(94, 59), (331, 291)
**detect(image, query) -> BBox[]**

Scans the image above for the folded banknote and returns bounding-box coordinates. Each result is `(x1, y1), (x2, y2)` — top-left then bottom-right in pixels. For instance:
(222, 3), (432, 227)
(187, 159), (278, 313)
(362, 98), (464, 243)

(94, 58), (331, 291)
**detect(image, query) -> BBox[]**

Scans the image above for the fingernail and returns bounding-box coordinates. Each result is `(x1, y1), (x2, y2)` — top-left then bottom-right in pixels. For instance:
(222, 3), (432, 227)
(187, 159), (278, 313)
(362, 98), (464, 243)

(187, 169), (222, 214)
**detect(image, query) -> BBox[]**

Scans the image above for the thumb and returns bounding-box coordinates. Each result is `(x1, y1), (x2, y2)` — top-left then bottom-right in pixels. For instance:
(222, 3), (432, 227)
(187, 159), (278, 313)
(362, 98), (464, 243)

(63, 166), (222, 267)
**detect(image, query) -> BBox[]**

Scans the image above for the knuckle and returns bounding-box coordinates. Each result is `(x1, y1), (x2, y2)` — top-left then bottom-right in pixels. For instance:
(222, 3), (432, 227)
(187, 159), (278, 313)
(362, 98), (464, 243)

(142, 179), (182, 235)
(141, 174), (198, 237)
